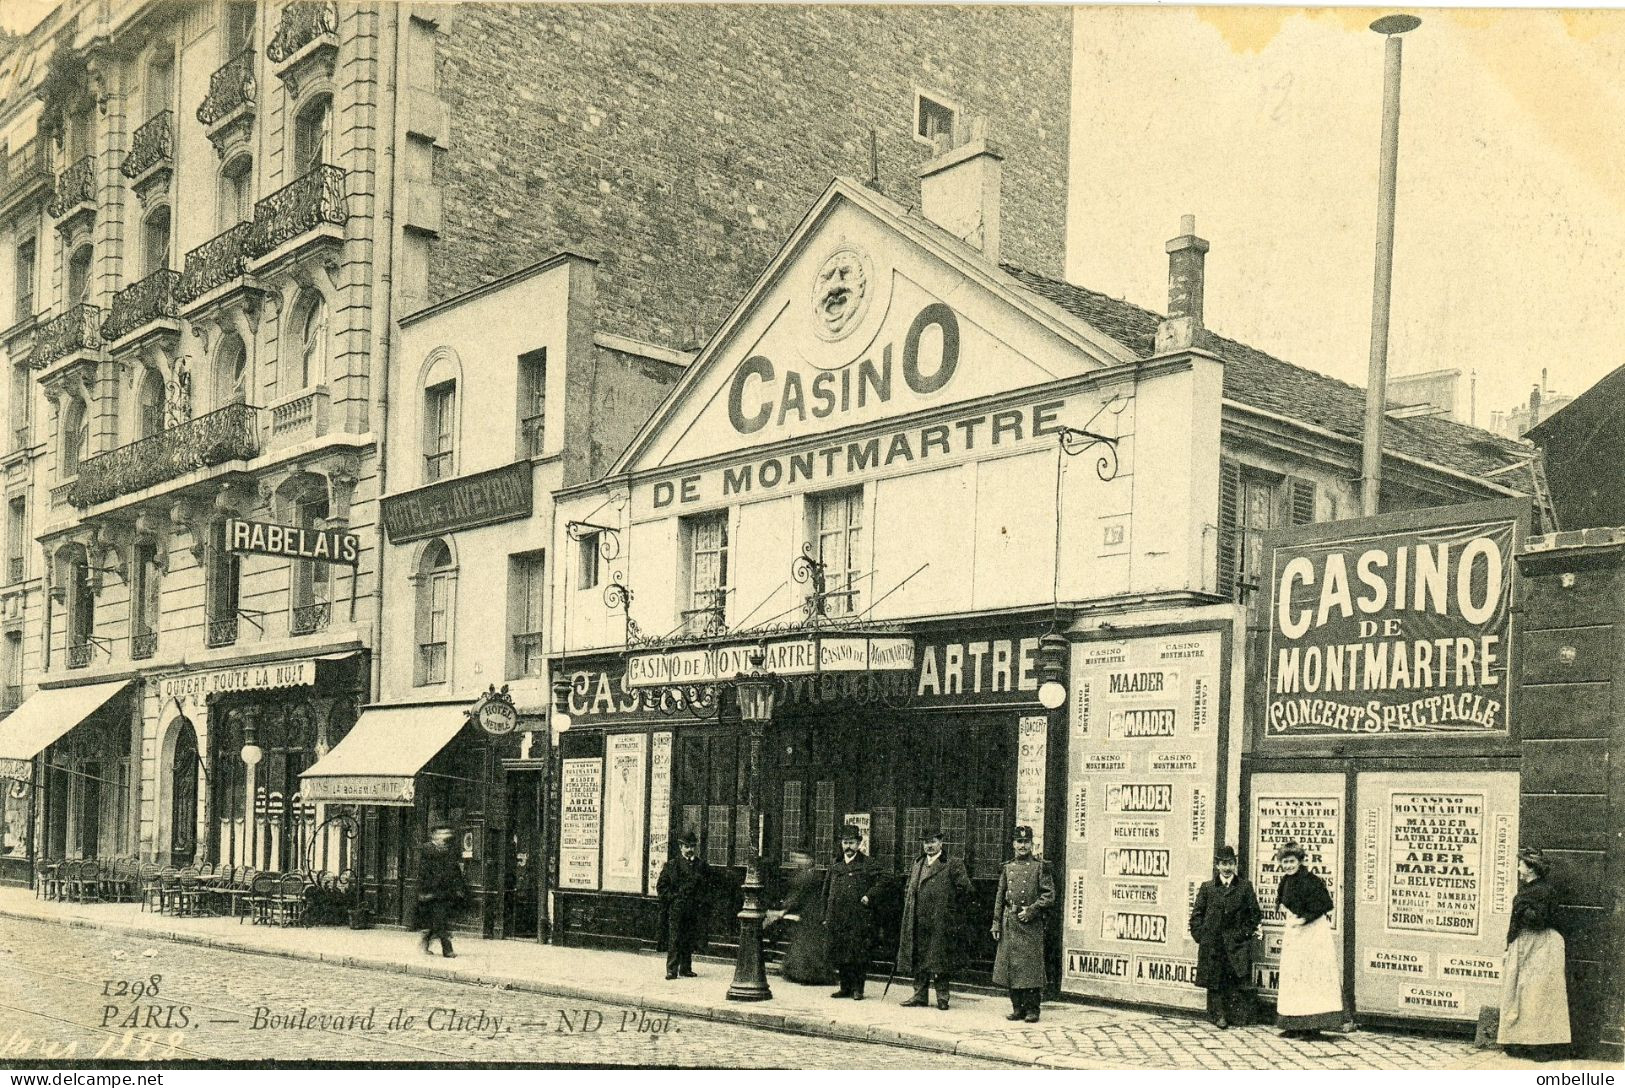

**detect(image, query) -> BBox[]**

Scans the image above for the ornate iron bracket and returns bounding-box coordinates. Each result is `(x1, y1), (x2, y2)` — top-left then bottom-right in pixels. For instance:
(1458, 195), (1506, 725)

(791, 542), (828, 619)
(1057, 395), (1130, 482)
(604, 569), (634, 634)
(567, 520), (622, 561)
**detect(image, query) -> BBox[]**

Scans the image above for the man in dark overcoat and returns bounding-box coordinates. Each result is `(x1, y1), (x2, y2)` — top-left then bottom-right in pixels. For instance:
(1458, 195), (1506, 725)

(1189, 844), (1262, 1028)
(823, 824), (887, 1000)
(896, 829), (974, 1010)
(656, 831), (709, 980)
(991, 825), (1055, 1022)
(417, 825), (466, 958)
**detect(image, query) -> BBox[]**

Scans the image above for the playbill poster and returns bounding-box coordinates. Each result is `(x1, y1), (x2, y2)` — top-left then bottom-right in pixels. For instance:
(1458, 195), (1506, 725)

(601, 734), (648, 894)
(560, 758), (604, 892)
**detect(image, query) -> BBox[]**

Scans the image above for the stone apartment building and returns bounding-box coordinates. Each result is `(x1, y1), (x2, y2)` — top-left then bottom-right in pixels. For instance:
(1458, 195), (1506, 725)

(0, 0), (1071, 892)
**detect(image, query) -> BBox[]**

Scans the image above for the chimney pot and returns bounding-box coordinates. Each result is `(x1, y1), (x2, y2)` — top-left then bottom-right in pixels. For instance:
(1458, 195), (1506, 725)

(918, 127), (1003, 262)
(1164, 215), (1210, 327)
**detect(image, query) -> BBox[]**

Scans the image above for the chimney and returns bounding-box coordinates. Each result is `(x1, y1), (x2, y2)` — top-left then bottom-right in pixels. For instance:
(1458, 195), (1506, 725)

(1155, 215), (1210, 354)
(917, 118), (1002, 262)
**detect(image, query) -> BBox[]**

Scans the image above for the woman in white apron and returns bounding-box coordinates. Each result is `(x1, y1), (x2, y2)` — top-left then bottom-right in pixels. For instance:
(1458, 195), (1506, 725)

(1274, 842), (1348, 1039)
(1498, 847), (1571, 1060)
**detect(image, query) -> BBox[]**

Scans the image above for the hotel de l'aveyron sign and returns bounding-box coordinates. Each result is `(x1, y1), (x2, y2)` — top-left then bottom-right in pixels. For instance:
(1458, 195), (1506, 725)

(1264, 500), (1523, 738)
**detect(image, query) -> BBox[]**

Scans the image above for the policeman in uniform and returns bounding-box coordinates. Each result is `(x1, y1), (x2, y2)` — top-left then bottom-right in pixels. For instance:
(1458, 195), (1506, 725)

(991, 824), (1055, 1022)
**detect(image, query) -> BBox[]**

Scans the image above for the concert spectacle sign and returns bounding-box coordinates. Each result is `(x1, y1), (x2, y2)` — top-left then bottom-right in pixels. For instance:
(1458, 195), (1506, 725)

(1264, 501), (1523, 738)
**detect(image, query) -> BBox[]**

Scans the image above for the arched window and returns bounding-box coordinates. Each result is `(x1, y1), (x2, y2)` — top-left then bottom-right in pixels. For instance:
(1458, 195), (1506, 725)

(137, 367), (165, 440)
(143, 206), (171, 276)
(218, 154), (253, 230)
(215, 333), (247, 408)
(414, 539), (453, 685)
(290, 486), (331, 635)
(292, 94), (332, 175)
(67, 244), (93, 306)
(61, 397), (89, 477)
(289, 292), (327, 391)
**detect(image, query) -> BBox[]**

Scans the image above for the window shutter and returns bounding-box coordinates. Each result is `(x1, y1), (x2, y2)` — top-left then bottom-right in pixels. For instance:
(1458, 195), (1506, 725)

(1288, 476), (1318, 527)
(1216, 458), (1241, 599)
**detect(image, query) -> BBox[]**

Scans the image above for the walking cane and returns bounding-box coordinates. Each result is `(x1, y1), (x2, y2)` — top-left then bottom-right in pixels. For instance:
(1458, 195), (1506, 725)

(883, 958), (898, 997)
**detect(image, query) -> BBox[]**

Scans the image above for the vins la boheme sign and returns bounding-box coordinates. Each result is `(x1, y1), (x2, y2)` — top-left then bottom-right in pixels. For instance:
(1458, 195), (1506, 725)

(1265, 501), (1522, 737)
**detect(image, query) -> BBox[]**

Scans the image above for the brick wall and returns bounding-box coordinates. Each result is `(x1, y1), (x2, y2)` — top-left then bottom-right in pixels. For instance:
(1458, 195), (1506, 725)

(430, 3), (1070, 352)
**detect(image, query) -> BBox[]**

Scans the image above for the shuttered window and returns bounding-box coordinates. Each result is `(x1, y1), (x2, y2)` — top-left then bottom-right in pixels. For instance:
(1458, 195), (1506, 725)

(1217, 458), (1317, 605)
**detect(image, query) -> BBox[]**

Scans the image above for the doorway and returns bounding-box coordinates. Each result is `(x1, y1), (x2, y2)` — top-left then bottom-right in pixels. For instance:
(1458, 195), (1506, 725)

(503, 770), (545, 940)
(170, 723), (198, 866)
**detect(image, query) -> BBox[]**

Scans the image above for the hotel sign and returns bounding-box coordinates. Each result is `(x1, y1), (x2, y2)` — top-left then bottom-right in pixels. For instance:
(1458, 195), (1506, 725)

(381, 461), (533, 544)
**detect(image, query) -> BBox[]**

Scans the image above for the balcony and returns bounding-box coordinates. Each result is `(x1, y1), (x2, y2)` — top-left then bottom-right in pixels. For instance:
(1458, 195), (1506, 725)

(176, 221), (253, 308)
(680, 589), (728, 640)
(197, 48), (257, 153)
(246, 165), (346, 264)
(0, 139), (53, 213)
(102, 269), (179, 347)
(47, 155), (96, 233)
(266, 1), (339, 95)
(206, 615), (238, 648)
(65, 402), (260, 508)
(268, 385), (331, 450)
(67, 640), (94, 669)
(130, 628), (157, 660)
(31, 304), (104, 371)
(290, 600), (330, 637)
(120, 111), (173, 199)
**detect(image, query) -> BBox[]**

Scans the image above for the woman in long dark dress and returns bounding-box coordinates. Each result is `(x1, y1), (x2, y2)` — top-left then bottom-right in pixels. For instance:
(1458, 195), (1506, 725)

(1273, 842), (1346, 1039)
(1498, 848), (1571, 1060)
(770, 850), (833, 985)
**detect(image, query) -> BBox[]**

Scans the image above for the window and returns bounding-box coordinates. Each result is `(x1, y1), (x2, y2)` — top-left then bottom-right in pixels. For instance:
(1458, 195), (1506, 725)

(509, 551), (545, 679)
(215, 332), (247, 408)
(293, 94), (332, 175)
(219, 155), (253, 229)
(1216, 459), (1317, 609)
(130, 539), (161, 658)
(137, 367), (165, 440)
(146, 50), (175, 118)
(143, 207), (171, 276)
(67, 245), (93, 307)
(10, 363), (30, 450)
(576, 532), (600, 591)
(415, 540), (453, 685)
(682, 512), (729, 633)
(205, 521), (241, 647)
(61, 397), (89, 478)
(14, 237), (35, 321)
(66, 107), (93, 161)
(290, 492), (331, 635)
(5, 497), (24, 585)
(288, 291), (325, 392)
(519, 348), (546, 458)
(915, 93), (957, 146)
(224, 0), (256, 56)
(1, 631), (20, 709)
(67, 554), (95, 662)
(423, 380), (455, 482)
(808, 487), (863, 617)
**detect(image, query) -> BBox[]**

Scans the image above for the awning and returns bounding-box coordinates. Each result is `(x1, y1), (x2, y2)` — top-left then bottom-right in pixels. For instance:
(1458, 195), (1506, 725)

(300, 704), (466, 806)
(0, 680), (132, 779)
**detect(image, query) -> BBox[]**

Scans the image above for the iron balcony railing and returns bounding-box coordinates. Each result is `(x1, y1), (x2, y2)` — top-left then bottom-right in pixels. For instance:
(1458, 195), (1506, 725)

(32, 305), (104, 368)
(197, 48), (257, 127)
(419, 642), (447, 685)
(66, 402), (260, 507)
(102, 269), (179, 343)
(206, 615), (239, 648)
(245, 164), (346, 259)
(47, 155), (96, 219)
(512, 632), (545, 678)
(120, 111), (174, 181)
(176, 221), (252, 304)
(266, 0), (339, 63)
(1, 140), (52, 206)
(290, 600), (330, 636)
(6, 558), (22, 584)
(67, 640), (94, 669)
(130, 628), (158, 660)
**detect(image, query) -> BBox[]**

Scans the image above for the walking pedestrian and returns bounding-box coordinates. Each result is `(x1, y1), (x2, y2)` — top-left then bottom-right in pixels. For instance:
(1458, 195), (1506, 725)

(991, 825), (1054, 1022)
(417, 825), (466, 959)
(1273, 841), (1347, 1038)
(1190, 844), (1262, 1029)
(769, 848), (832, 985)
(1498, 847), (1571, 1061)
(824, 824), (886, 1000)
(656, 831), (710, 980)
(896, 829), (974, 1010)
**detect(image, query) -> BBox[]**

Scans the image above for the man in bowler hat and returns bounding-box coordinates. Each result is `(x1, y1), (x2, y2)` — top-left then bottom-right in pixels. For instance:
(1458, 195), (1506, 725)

(824, 824), (887, 999)
(992, 825), (1055, 1022)
(897, 828), (974, 1010)
(1189, 844), (1262, 1028)
(656, 830), (709, 980)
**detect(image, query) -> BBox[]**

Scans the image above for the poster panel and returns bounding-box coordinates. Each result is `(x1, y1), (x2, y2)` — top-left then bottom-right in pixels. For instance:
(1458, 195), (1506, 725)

(602, 734), (648, 893)
(1060, 630), (1222, 1010)
(560, 757), (603, 891)
(646, 732), (673, 894)
(1353, 771), (1519, 1020)
(1015, 714), (1047, 850)
(1249, 773), (1346, 997)
(843, 812), (872, 856)
(1264, 503), (1520, 738)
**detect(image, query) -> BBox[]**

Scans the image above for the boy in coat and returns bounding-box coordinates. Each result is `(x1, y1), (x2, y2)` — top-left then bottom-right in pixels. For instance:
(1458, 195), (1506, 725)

(991, 825), (1055, 1022)
(656, 831), (710, 980)
(1189, 844), (1262, 1028)
(824, 824), (887, 999)
(896, 829), (974, 1010)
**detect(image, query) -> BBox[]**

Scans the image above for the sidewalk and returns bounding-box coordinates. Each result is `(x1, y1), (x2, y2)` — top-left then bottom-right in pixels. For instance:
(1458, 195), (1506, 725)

(0, 887), (1605, 1070)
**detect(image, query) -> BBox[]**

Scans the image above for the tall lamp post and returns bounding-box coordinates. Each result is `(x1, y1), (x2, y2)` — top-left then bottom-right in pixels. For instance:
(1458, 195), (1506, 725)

(726, 671), (775, 1002)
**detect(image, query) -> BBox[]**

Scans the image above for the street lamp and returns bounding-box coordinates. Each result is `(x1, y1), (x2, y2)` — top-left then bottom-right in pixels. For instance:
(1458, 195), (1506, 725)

(726, 670), (775, 1002)
(1037, 630), (1069, 710)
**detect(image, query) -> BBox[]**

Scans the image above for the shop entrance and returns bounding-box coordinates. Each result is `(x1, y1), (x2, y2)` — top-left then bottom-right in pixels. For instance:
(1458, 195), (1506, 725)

(170, 723), (198, 866)
(503, 770), (546, 940)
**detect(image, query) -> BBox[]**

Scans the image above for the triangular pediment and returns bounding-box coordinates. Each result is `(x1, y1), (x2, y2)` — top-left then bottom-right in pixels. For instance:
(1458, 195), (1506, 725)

(616, 180), (1138, 474)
